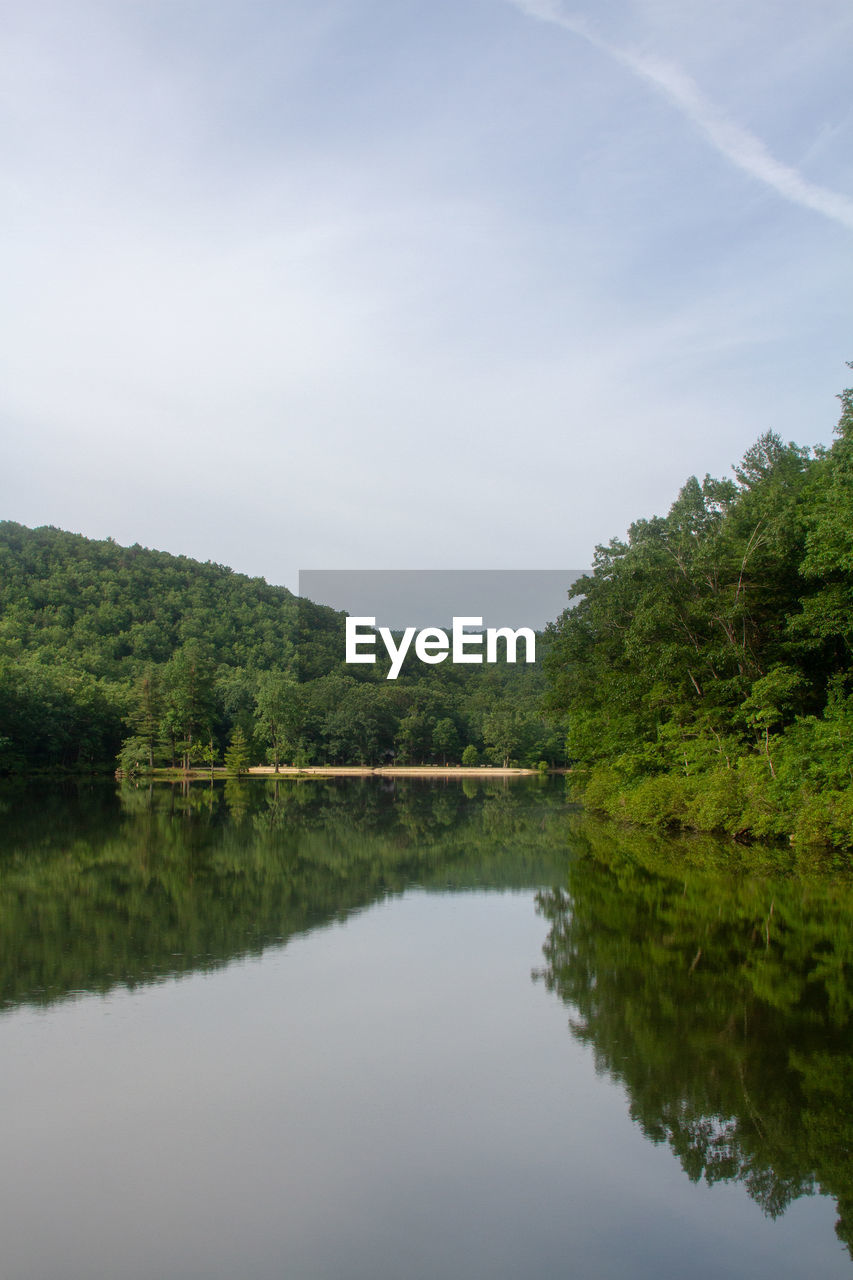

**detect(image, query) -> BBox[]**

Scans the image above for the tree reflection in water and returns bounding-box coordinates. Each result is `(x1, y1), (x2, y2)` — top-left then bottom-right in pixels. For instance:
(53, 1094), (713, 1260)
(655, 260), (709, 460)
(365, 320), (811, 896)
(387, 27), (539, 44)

(534, 816), (853, 1255)
(2, 777), (851, 1256)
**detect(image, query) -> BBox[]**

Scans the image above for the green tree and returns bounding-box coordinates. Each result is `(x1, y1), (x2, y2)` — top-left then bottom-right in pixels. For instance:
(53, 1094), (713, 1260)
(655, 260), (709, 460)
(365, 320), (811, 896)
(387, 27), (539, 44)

(395, 711), (434, 764)
(124, 667), (164, 770)
(254, 672), (302, 771)
(224, 725), (251, 776)
(432, 717), (460, 765)
(162, 645), (216, 772)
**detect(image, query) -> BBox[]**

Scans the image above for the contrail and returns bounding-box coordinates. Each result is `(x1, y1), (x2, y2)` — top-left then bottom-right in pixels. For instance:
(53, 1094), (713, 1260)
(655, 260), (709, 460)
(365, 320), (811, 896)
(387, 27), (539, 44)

(506, 0), (853, 232)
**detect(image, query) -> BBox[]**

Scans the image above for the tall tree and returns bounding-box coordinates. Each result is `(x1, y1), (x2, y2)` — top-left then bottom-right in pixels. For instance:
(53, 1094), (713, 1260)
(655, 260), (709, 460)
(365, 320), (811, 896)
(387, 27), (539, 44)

(254, 672), (302, 771)
(125, 667), (164, 769)
(162, 644), (216, 771)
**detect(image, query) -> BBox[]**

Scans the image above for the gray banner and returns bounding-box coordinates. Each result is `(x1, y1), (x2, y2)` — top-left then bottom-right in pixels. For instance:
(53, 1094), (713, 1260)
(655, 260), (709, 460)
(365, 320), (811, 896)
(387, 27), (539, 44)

(298, 569), (584, 632)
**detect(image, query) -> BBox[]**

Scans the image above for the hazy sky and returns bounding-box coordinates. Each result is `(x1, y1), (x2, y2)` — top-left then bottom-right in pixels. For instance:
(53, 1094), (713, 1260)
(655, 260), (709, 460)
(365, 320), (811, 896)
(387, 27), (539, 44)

(2, 0), (851, 589)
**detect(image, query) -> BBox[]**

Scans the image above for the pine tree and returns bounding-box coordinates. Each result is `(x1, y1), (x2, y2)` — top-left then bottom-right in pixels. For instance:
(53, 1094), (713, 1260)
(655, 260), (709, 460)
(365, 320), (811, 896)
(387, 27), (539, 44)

(224, 725), (250, 776)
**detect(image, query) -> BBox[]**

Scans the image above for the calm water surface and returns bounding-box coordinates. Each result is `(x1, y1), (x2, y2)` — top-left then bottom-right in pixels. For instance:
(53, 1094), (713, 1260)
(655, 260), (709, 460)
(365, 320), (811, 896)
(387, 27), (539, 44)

(0, 777), (851, 1278)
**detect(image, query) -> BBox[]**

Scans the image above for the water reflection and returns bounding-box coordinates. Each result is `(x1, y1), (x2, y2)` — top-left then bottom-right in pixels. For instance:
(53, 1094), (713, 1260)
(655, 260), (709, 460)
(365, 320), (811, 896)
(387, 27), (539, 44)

(534, 814), (853, 1256)
(0, 776), (568, 1010)
(1, 778), (851, 1270)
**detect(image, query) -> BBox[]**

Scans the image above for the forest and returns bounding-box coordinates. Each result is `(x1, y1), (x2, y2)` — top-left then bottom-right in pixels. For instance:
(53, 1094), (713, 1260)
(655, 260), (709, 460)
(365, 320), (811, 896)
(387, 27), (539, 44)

(0, 522), (566, 773)
(4, 373), (853, 849)
(545, 372), (853, 848)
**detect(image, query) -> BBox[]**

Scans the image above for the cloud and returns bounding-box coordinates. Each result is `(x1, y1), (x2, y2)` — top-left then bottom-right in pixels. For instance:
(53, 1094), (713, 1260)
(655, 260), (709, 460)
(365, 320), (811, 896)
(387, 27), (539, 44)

(1, 0), (848, 586)
(505, 0), (853, 232)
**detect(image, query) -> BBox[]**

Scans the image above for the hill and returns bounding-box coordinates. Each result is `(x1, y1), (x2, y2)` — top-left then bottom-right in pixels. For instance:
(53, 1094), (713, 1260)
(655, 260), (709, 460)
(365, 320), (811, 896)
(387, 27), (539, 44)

(0, 522), (563, 771)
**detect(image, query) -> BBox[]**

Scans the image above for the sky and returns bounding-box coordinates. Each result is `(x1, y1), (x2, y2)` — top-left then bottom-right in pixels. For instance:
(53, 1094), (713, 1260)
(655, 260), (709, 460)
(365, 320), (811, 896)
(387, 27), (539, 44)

(2, 0), (851, 591)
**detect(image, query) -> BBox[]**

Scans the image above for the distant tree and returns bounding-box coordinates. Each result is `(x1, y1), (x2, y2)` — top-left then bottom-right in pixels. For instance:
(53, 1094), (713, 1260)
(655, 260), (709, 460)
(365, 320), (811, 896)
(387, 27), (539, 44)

(483, 706), (525, 767)
(163, 645), (216, 772)
(395, 712), (433, 764)
(254, 672), (302, 771)
(432, 717), (460, 765)
(224, 725), (251, 776)
(117, 735), (150, 778)
(199, 735), (218, 783)
(125, 667), (164, 769)
(323, 682), (396, 765)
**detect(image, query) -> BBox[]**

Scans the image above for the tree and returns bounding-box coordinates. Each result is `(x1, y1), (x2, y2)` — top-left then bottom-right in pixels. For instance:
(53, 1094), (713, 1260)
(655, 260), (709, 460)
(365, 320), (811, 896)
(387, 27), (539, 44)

(432, 717), (460, 765)
(395, 712), (433, 764)
(199, 736), (218, 783)
(224, 725), (251, 776)
(483, 704), (539, 767)
(124, 667), (164, 769)
(254, 672), (302, 771)
(162, 645), (216, 772)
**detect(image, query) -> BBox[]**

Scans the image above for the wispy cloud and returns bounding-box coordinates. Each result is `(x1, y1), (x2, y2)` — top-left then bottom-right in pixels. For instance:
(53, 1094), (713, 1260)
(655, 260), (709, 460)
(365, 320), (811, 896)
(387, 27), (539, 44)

(506, 0), (853, 232)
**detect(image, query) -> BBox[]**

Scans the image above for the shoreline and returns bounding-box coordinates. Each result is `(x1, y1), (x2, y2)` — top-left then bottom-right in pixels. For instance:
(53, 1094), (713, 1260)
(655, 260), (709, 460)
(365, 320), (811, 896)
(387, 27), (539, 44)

(247, 765), (541, 777)
(5, 765), (569, 781)
(109, 765), (550, 781)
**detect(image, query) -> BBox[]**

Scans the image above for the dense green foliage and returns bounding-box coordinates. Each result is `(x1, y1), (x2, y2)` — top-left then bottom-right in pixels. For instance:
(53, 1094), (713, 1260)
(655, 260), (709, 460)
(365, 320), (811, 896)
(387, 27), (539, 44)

(546, 373), (853, 849)
(0, 523), (565, 771)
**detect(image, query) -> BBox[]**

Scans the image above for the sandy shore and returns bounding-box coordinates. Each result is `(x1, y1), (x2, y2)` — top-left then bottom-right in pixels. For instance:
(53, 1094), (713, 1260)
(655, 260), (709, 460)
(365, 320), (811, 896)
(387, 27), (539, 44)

(246, 765), (539, 777)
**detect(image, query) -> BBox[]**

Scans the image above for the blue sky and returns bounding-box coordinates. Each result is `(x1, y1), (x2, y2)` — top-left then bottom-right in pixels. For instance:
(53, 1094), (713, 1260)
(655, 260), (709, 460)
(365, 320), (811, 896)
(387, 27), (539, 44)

(2, 0), (851, 588)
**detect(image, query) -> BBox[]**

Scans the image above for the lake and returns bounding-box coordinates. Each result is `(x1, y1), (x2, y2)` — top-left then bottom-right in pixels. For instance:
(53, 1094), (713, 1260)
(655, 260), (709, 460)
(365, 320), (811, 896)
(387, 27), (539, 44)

(1, 776), (851, 1278)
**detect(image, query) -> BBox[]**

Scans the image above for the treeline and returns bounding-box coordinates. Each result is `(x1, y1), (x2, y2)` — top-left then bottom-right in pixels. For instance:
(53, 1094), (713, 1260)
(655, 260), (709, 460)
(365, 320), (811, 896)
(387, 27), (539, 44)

(0, 523), (566, 772)
(546, 371), (853, 849)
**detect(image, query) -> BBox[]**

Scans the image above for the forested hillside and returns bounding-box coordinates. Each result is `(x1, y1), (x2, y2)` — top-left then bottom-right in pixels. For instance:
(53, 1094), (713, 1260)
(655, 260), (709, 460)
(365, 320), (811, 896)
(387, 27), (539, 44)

(546, 373), (853, 849)
(0, 523), (564, 771)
